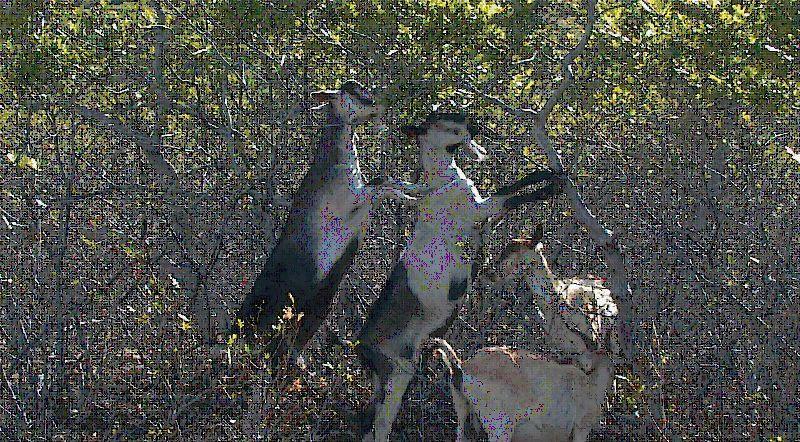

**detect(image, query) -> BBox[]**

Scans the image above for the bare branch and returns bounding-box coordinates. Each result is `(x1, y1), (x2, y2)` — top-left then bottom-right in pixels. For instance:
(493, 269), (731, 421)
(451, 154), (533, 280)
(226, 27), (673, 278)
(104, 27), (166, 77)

(72, 105), (149, 147)
(500, 0), (668, 433)
(538, 0), (598, 127)
(462, 78), (538, 119)
(165, 97), (246, 141)
(72, 105), (178, 180)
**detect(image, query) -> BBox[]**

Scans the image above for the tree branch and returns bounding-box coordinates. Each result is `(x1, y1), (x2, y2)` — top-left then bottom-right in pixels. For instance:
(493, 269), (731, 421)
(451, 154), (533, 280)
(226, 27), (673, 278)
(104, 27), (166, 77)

(505, 1), (668, 434)
(72, 105), (178, 180)
(516, 0), (636, 355)
(537, 0), (598, 127)
(462, 78), (538, 119)
(470, 0), (637, 363)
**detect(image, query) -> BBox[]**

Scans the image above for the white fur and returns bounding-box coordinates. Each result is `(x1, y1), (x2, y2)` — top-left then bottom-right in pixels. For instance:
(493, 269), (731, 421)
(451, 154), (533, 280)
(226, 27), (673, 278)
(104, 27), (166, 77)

(436, 344), (613, 441)
(363, 119), (545, 441)
(429, 242), (621, 441)
(306, 88), (415, 280)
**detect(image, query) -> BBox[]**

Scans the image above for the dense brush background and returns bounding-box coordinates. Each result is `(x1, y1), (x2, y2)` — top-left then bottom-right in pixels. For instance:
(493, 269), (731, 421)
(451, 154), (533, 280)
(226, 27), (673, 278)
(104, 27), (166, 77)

(1, 0), (798, 440)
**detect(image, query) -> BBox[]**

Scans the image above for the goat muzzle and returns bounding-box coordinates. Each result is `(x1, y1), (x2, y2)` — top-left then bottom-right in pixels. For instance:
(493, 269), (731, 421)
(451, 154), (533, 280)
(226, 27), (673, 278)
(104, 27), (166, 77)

(466, 139), (487, 161)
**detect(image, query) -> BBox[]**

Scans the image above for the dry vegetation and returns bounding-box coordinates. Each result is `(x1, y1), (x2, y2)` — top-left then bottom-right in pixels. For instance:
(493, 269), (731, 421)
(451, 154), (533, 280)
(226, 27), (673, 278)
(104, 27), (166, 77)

(1, 0), (798, 440)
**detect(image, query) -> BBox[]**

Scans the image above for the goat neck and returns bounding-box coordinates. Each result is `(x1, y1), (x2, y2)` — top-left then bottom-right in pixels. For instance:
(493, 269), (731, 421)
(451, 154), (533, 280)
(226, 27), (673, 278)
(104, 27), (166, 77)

(315, 112), (358, 168)
(418, 141), (461, 188)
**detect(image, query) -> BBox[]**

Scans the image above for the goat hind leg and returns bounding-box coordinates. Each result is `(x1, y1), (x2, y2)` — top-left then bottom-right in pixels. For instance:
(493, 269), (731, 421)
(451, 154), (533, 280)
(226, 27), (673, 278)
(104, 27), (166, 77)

(452, 390), (472, 442)
(571, 427), (590, 442)
(364, 365), (414, 441)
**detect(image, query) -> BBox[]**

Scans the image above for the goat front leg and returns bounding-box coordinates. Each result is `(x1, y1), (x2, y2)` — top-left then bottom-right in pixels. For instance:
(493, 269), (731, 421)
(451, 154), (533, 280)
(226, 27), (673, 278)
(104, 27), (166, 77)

(495, 169), (556, 196)
(475, 182), (558, 224)
(380, 177), (428, 194)
(351, 185), (413, 208)
(362, 177), (423, 205)
(502, 182), (559, 211)
(475, 170), (561, 221)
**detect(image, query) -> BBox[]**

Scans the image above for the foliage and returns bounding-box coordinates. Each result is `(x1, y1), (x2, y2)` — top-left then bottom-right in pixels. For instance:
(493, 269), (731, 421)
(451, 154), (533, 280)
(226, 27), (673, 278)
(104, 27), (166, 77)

(0, 0), (797, 440)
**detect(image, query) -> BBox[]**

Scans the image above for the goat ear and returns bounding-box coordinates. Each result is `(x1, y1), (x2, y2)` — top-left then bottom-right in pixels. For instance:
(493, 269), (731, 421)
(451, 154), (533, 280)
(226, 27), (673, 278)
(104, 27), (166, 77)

(309, 89), (339, 104)
(401, 125), (424, 139)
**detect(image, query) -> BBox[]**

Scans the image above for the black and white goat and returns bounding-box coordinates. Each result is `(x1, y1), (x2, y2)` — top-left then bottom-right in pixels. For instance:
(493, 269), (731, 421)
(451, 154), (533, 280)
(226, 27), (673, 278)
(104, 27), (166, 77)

(432, 235), (620, 442)
(356, 113), (561, 440)
(234, 80), (418, 360)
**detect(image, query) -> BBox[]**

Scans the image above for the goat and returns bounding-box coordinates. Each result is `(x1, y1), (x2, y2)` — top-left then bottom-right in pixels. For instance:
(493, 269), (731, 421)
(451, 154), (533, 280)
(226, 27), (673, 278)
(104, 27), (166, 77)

(234, 80), (419, 361)
(356, 112), (561, 441)
(433, 338), (612, 442)
(430, 235), (620, 441)
(492, 234), (620, 358)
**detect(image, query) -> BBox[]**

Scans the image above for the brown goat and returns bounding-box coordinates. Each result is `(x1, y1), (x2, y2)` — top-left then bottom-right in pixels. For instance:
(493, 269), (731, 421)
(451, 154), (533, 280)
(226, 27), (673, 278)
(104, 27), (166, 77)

(433, 339), (612, 442)
(430, 237), (619, 441)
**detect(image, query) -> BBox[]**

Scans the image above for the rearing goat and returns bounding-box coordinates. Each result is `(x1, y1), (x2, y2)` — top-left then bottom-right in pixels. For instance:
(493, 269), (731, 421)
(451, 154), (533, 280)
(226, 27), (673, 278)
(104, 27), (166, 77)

(357, 113), (561, 441)
(234, 81), (417, 360)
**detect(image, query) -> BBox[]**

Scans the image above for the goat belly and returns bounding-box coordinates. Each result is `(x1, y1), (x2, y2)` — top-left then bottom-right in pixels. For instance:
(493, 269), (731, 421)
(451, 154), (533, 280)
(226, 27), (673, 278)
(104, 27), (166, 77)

(358, 263), (423, 349)
(234, 239), (317, 335)
(288, 237), (361, 351)
(309, 198), (366, 281)
(234, 233), (360, 353)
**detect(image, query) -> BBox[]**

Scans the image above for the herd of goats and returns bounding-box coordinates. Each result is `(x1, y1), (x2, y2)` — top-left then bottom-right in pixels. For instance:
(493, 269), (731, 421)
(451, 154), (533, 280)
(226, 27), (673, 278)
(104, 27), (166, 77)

(229, 80), (621, 441)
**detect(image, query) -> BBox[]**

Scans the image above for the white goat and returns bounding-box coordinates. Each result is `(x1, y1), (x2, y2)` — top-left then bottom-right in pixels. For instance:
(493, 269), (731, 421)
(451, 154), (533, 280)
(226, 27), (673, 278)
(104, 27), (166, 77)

(493, 234), (620, 358)
(356, 113), (560, 441)
(431, 235), (619, 441)
(433, 339), (612, 442)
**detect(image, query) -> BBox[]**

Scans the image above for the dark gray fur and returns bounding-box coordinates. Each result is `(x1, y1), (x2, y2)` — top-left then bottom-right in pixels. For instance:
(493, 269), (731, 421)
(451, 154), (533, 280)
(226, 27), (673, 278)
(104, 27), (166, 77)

(234, 118), (370, 361)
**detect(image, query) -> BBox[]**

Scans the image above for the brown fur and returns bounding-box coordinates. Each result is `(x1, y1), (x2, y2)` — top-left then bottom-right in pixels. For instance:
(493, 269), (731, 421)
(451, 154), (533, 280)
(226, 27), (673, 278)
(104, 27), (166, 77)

(437, 341), (613, 442)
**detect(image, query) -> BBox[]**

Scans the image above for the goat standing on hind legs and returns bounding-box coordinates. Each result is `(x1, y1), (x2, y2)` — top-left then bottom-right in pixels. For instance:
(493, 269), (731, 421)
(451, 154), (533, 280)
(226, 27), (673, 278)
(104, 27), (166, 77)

(233, 81), (419, 363)
(356, 112), (562, 441)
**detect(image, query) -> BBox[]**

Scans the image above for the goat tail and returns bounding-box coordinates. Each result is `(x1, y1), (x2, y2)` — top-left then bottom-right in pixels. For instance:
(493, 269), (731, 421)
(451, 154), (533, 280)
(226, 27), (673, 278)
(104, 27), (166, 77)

(431, 338), (464, 390)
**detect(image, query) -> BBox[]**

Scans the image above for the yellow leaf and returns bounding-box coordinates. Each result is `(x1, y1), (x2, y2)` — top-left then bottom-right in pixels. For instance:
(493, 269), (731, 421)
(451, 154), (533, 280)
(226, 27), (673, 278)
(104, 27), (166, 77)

(141, 5), (156, 23)
(740, 111), (751, 124)
(81, 235), (99, 250)
(288, 378), (303, 392)
(179, 320), (191, 331)
(24, 156), (39, 170)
